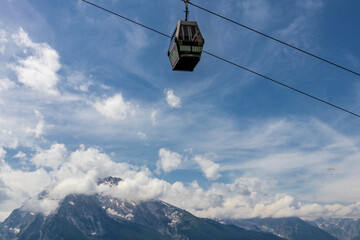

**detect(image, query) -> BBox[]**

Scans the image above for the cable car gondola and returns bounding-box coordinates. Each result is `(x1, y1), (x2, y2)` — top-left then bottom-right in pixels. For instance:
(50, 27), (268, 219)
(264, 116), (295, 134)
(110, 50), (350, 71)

(168, 1), (204, 71)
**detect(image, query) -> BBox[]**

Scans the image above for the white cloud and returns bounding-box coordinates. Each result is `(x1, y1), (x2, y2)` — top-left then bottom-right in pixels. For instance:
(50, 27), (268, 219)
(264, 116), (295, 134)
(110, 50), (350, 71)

(31, 143), (68, 169)
(166, 89), (181, 108)
(0, 160), (52, 220)
(194, 155), (221, 180)
(0, 77), (16, 91)
(0, 144), (360, 222)
(11, 28), (61, 95)
(0, 110), (47, 149)
(94, 94), (135, 121)
(156, 148), (182, 173)
(107, 170), (170, 201)
(137, 131), (147, 140)
(26, 110), (45, 138)
(215, 118), (360, 203)
(0, 145), (132, 218)
(50, 175), (98, 200)
(66, 71), (92, 92)
(0, 29), (66, 150)
(0, 147), (6, 160)
(22, 196), (59, 215)
(13, 151), (26, 159)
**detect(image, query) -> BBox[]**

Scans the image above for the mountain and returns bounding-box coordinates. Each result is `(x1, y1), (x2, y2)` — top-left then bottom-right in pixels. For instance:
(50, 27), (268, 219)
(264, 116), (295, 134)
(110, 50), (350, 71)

(0, 177), (284, 240)
(96, 176), (122, 187)
(226, 217), (338, 240)
(311, 218), (360, 240)
(1, 194), (168, 240)
(98, 195), (285, 240)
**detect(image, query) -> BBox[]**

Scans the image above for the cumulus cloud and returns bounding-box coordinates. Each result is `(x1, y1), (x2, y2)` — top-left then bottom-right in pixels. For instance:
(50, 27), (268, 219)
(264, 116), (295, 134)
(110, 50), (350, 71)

(11, 28), (61, 95)
(94, 94), (135, 121)
(105, 170), (170, 200)
(156, 148), (182, 173)
(0, 144), (134, 218)
(194, 155), (221, 180)
(22, 196), (59, 215)
(0, 159), (52, 220)
(31, 143), (68, 169)
(50, 174), (98, 199)
(166, 89), (181, 108)
(0, 144), (360, 222)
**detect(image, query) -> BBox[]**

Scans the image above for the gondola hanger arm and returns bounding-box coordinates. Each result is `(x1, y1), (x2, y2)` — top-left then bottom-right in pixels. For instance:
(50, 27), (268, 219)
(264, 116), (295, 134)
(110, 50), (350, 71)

(183, 0), (189, 21)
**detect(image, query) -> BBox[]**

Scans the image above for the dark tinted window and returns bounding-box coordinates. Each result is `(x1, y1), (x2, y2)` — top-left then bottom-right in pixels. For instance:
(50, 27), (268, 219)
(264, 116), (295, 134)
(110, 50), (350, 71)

(179, 26), (184, 40)
(183, 25), (190, 41)
(191, 26), (197, 40)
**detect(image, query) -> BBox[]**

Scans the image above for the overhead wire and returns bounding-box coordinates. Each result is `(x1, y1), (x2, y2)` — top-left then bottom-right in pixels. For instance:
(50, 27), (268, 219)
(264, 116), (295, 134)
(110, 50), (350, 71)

(188, 1), (360, 78)
(82, 0), (170, 38)
(189, 2), (360, 78)
(203, 51), (360, 118)
(81, 0), (360, 118)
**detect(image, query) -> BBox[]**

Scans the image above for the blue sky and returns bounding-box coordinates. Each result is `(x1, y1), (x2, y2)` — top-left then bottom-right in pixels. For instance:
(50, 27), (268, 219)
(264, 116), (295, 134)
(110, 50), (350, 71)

(0, 0), (360, 221)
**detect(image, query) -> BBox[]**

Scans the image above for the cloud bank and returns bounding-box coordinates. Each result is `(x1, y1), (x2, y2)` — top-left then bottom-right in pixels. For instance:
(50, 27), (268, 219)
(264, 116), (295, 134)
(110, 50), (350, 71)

(0, 144), (359, 222)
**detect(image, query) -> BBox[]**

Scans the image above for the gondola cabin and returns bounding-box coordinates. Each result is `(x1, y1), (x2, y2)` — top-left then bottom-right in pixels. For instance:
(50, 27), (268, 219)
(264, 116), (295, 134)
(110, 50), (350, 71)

(168, 20), (204, 71)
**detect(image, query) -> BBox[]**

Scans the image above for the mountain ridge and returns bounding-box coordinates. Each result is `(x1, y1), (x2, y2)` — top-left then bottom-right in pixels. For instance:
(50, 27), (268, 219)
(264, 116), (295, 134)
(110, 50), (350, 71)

(1, 177), (358, 240)
(0, 177), (284, 240)
(310, 217), (360, 240)
(225, 217), (339, 240)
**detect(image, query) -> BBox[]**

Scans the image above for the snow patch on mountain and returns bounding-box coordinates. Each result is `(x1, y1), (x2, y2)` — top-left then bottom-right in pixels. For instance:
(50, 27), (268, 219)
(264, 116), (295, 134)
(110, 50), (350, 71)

(106, 207), (134, 220)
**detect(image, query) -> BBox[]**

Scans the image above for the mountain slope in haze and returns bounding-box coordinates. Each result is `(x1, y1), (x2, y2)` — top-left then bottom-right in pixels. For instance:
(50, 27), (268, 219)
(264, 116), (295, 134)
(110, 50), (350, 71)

(0, 177), (284, 240)
(226, 217), (339, 240)
(311, 218), (360, 240)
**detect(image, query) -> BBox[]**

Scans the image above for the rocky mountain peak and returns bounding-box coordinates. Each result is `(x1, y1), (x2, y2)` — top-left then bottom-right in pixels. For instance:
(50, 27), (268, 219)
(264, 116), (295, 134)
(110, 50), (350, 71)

(97, 176), (122, 187)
